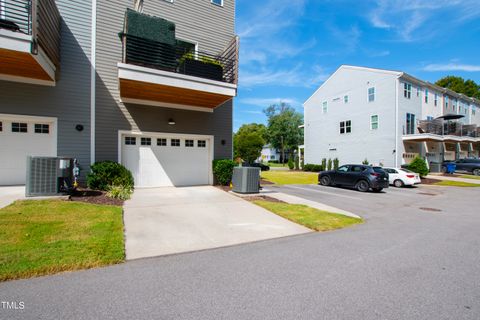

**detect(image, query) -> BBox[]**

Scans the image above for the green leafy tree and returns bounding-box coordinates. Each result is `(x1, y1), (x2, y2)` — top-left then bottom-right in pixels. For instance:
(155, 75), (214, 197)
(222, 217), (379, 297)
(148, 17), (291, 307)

(333, 158), (339, 170)
(327, 158), (332, 170)
(408, 156), (429, 177)
(264, 102), (304, 164)
(233, 126), (265, 164)
(362, 158), (369, 165)
(321, 158), (327, 170)
(235, 123), (268, 141)
(435, 76), (480, 99)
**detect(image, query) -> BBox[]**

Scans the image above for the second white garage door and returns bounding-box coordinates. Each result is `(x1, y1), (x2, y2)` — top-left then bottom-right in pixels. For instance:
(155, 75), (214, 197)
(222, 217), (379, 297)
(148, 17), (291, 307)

(121, 133), (213, 188)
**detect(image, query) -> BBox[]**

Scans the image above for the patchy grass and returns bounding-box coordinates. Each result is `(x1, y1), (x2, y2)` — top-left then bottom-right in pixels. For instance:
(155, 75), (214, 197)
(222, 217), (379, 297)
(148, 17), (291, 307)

(253, 200), (362, 231)
(0, 200), (124, 282)
(458, 175), (480, 181)
(433, 180), (480, 187)
(261, 171), (318, 185)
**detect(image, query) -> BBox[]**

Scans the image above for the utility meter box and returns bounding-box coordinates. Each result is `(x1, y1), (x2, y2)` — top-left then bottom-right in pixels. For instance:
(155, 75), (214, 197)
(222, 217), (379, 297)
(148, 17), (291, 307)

(232, 167), (260, 194)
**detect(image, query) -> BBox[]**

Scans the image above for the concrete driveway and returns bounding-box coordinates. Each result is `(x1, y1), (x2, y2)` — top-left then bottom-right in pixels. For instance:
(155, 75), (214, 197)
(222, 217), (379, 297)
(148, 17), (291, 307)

(0, 186), (25, 209)
(123, 186), (310, 259)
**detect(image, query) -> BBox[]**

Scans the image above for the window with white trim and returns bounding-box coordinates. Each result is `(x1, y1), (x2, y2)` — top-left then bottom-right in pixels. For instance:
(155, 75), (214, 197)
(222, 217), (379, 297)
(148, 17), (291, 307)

(322, 101), (328, 114)
(425, 89), (428, 103)
(157, 138), (167, 146)
(416, 87), (420, 97)
(185, 139), (194, 147)
(404, 83), (411, 99)
(141, 137), (151, 146)
(34, 124), (49, 134)
(125, 137), (136, 145)
(370, 115), (378, 130)
(211, 0), (223, 6)
(406, 113), (415, 135)
(198, 140), (206, 148)
(434, 93), (438, 106)
(171, 139), (180, 147)
(445, 96), (449, 109)
(12, 122), (27, 133)
(340, 120), (351, 134)
(368, 87), (375, 102)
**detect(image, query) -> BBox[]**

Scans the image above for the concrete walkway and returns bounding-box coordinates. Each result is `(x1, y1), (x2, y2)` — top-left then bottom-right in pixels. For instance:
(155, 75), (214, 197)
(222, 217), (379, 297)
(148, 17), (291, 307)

(123, 186), (310, 260)
(427, 174), (480, 184)
(0, 186), (25, 209)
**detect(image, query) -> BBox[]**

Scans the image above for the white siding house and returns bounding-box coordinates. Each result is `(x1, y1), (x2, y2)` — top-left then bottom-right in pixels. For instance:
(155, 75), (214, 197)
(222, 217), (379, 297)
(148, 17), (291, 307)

(304, 65), (480, 169)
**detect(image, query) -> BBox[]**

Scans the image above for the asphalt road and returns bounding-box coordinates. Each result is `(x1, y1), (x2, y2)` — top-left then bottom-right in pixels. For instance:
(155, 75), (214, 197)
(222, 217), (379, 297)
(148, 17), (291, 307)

(1, 185), (480, 320)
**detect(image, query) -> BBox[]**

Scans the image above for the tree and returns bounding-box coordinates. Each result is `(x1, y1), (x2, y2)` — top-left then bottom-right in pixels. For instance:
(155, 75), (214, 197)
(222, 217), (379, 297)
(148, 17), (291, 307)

(408, 156), (429, 178)
(235, 123), (267, 141)
(233, 124), (265, 164)
(263, 102), (304, 163)
(435, 76), (480, 99)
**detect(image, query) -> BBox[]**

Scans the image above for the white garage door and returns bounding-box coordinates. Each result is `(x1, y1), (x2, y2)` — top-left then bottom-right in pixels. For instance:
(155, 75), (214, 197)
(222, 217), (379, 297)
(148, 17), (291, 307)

(0, 115), (57, 185)
(121, 133), (212, 187)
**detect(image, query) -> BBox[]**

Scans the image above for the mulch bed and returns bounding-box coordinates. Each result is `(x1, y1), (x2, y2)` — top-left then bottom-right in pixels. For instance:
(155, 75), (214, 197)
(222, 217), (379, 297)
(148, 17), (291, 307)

(420, 177), (442, 185)
(68, 188), (124, 206)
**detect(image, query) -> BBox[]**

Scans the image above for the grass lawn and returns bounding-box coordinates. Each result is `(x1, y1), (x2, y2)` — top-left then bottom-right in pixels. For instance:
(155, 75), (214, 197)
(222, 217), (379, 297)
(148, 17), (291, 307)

(261, 170), (318, 185)
(0, 200), (124, 282)
(254, 200), (362, 231)
(433, 180), (480, 187)
(267, 162), (287, 168)
(458, 174), (480, 181)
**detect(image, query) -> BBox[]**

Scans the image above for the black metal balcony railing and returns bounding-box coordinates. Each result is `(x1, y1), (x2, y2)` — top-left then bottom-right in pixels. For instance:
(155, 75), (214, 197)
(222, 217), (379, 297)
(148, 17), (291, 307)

(0, 0), (32, 34)
(0, 0), (61, 68)
(120, 33), (239, 85)
(405, 119), (480, 138)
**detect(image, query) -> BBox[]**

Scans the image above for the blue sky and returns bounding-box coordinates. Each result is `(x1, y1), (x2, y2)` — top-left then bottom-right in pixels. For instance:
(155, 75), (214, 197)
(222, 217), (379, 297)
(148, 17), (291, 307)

(234, 0), (480, 131)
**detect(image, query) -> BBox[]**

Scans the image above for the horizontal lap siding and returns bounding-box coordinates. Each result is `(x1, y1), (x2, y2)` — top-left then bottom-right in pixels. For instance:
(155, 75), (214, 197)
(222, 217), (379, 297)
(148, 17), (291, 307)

(95, 0), (235, 161)
(0, 0), (92, 178)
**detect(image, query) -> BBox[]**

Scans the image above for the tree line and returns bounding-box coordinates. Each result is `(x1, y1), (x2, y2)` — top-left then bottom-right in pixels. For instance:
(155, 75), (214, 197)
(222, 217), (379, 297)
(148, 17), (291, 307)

(234, 102), (303, 164)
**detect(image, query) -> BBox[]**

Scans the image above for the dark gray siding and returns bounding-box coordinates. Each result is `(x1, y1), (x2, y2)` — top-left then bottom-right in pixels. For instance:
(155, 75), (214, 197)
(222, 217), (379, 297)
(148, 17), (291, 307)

(95, 0), (235, 161)
(0, 0), (92, 177)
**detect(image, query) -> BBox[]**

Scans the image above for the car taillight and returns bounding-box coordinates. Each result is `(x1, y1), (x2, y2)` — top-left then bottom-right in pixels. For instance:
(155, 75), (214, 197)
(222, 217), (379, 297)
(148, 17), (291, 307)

(406, 174), (415, 178)
(370, 173), (380, 177)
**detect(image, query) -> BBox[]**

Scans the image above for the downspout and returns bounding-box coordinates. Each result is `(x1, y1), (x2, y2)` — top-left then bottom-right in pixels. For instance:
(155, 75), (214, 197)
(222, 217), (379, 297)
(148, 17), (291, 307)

(90, 0), (97, 164)
(395, 77), (400, 167)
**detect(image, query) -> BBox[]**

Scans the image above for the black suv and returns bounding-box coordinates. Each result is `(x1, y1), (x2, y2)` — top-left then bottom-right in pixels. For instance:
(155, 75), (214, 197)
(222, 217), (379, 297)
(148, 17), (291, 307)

(442, 159), (480, 176)
(318, 164), (389, 192)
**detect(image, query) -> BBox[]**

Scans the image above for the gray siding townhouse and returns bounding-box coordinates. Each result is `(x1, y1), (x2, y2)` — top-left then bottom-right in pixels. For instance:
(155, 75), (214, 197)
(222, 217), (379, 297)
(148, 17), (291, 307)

(0, 0), (238, 187)
(303, 66), (480, 169)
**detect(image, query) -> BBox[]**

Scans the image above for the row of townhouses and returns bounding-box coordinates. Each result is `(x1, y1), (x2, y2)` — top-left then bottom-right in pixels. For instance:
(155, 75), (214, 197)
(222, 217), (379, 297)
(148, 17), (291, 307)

(0, 0), (238, 187)
(302, 65), (480, 169)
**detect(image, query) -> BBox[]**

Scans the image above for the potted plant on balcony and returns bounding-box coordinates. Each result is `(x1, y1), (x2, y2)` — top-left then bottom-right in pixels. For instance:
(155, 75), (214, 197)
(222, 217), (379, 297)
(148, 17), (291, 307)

(179, 52), (224, 82)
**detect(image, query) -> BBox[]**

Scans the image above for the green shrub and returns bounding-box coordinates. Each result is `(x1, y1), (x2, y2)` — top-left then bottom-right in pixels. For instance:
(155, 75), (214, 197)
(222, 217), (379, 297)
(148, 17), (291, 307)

(327, 158), (333, 171)
(288, 157), (294, 170)
(106, 185), (133, 200)
(269, 160), (279, 164)
(362, 158), (369, 165)
(294, 156), (299, 170)
(213, 159), (236, 185)
(303, 164), (323, 172)
(321, 158), (327, 170)
(333, 158), (339, 170)
(87, 161), (134, 191)
(408, 156), (429, 177)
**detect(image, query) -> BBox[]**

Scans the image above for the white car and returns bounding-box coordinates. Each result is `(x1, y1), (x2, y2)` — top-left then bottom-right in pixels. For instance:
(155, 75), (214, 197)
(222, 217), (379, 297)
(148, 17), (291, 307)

(382, 167), (421, 187)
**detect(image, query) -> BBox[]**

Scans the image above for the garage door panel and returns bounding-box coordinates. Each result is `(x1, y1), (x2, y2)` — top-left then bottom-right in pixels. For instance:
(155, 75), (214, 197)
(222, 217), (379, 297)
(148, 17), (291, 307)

(121, 134), (211, 188)
(0, 118), (56, 185)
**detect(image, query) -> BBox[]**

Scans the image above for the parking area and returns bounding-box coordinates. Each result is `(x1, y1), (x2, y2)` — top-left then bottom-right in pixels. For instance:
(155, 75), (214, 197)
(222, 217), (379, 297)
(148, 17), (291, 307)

(264, 184), (450, 219)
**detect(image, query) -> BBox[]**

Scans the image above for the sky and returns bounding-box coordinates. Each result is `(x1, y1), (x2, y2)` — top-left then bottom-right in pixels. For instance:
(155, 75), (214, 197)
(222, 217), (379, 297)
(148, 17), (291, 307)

(234, 0), (480, 131)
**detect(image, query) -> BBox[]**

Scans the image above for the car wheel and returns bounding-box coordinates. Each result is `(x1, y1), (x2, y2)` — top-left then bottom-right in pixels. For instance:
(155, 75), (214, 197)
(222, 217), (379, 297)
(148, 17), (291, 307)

(355, 180), (369, 192)
(473, 169), (480, 176)
(320, 176), (331, 186)
(372, 188), (383, 193)
(393, 179), (404, 188)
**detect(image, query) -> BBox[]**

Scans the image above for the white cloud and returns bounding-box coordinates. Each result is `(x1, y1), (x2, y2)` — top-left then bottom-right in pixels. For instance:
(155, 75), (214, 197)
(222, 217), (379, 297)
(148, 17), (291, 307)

(239, 64), (329, 88)
(368, 0), (480, 42)
(423, 63), (480, 72)
(240, 98), (301, 108)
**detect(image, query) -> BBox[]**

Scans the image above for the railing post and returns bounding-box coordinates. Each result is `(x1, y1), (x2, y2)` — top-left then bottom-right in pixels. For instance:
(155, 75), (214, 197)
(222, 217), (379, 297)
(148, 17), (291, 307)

(30, 0), (38, 53)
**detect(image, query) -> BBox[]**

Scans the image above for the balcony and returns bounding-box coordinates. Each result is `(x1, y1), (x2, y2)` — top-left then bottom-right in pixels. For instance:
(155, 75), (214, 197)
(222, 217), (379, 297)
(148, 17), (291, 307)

(117, 10), (238, 112)
(0, 0), (60, 85)
(403, 118), (480, 143)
